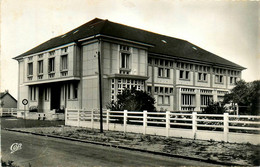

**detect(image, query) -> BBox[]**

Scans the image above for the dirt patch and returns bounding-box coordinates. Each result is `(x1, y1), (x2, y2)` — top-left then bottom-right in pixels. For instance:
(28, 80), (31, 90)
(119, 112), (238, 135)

(14, 126), (260, 166)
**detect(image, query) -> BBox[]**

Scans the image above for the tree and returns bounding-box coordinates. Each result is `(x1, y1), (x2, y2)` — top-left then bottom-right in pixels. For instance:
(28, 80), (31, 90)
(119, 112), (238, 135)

(223, 80), (260, 115)
(202, 100), (226, 114)
(107, 88), (156, 112)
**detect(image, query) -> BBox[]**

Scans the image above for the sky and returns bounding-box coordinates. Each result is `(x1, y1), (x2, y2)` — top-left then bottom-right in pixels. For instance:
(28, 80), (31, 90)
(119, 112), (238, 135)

(1, 0), (259, 99)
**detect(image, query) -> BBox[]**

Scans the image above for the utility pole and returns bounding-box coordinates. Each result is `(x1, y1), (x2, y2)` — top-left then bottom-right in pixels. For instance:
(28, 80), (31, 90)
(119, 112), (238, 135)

(97, 40), (103, 133)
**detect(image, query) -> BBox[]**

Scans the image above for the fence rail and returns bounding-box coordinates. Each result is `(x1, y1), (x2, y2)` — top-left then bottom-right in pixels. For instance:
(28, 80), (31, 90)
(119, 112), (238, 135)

(0, 108), (18, 116)
(65, 109), (260, 145)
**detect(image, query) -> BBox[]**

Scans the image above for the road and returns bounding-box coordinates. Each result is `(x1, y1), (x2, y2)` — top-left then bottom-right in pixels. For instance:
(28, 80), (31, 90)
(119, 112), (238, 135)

(1, 130), (217, 167)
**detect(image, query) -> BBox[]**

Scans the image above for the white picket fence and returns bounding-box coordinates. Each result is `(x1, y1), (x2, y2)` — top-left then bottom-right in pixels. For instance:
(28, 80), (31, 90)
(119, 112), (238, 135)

(0, 108), (18, 117)
(65, 109), (260, 145)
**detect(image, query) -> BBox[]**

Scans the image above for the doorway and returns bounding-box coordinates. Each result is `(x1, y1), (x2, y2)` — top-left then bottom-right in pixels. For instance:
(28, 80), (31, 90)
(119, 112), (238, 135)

(50, 84), (61, 110)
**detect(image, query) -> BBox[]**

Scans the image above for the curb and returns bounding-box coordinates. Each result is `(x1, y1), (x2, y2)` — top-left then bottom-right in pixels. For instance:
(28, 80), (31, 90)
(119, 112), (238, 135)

(4, 128), (241, 166)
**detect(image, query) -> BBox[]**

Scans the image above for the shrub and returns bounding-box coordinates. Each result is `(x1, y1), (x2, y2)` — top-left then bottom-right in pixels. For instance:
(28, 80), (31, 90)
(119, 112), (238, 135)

(107, 88), (156, 112)
(29, 106), (38, 112)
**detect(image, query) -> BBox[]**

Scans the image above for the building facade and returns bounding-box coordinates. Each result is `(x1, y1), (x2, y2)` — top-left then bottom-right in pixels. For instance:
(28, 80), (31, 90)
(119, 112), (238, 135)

(0, 90), (17, 109)
(14, 18), (245, 113)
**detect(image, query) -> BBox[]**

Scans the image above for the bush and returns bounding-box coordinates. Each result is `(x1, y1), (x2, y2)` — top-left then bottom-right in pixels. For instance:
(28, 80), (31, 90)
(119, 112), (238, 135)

(202, 101), (226, 114)
(107, 88), (156, 112)
(29, 106), (38, 112)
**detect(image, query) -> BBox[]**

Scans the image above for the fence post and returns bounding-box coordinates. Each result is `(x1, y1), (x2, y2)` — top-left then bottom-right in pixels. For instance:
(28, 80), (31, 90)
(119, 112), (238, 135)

(143, 110), (147, 135)
(223, 112), (229, 142)
(106, 109), (110, 130)
(166, 111), (170, 137)
(123, 110), (127, 133)
(78, 109), (80, 127)
(192, 112), (197, 139)
(91, 109), (94, 129)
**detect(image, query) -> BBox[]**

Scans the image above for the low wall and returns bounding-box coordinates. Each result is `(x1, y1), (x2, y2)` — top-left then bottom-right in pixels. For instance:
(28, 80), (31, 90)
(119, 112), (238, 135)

(17, 111), (65, 120)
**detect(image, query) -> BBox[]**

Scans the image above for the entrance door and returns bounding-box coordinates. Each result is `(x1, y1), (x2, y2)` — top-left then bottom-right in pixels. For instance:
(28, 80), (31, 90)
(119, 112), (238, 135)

(50, 84), (61, 110)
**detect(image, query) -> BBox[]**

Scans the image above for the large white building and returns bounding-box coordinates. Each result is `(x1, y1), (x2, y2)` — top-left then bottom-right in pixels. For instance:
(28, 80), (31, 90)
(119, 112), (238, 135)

(14, 18), (245, 114)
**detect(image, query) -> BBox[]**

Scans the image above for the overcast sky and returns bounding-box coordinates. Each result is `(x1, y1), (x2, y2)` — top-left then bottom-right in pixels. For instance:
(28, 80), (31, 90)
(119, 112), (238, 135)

(1, 0), (259, 98)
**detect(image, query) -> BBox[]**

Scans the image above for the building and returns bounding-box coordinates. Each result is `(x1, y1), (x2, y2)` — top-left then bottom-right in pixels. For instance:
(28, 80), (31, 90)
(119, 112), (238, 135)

(0, 90), (17, 109)
(13, 18), (245, 114)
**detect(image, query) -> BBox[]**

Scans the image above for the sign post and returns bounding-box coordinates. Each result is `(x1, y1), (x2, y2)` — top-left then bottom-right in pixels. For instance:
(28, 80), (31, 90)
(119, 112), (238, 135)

(22, 99), (28, 121)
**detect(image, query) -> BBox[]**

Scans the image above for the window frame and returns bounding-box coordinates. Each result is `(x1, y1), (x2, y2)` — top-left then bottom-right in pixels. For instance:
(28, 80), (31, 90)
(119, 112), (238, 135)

(179, 70), (190, 80)
(198, 72), (208, 82)
(38, 60), (43, 75)
(60, 54), (68, 71)
(48, 57), (55, 73)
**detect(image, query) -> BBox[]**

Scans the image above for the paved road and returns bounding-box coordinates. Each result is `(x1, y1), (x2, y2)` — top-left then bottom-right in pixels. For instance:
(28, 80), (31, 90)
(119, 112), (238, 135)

(1, 130), (216, 167)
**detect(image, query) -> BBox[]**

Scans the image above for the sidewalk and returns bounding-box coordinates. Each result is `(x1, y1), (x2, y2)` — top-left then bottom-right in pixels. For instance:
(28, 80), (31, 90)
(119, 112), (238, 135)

(10, 126), (260, 166)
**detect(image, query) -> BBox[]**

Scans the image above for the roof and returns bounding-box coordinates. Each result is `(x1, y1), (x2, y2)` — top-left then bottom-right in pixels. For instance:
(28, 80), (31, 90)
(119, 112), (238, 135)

(0, 92), (17, 102)
(14, 18), (245, 69)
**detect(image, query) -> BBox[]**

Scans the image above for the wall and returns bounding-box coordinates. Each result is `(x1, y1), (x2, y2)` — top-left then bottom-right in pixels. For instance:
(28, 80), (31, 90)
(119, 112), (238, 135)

(82, 42), (99, 110)
(1, 94), (17, 108)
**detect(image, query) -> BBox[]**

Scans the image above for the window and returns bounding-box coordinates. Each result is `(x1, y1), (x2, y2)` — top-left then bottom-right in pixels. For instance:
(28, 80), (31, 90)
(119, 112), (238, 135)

(165, 69), (170, 78)
(158, 68), (170, 78)
(158, 95), (163, 104)
(147, 86), (152, 93)
(230, 77), (233, 84)
(165, 87), (169, 94)
(158, 95), (170, 105)
(201, 95), (213, 106)
(61, 55), (68, 71)
(61, 47), (68, 53)
(66, 83), (79, 100)
(215, 75), (223, 83)
(48, 58), (55, 73)
(155, 87), (158, 93)
(164, 96), (170, 105)
(154, 59), (158, 65)
(158, 68), (163, 77)
(73, 83), (78, 99)
(159, 87), (163, 94)
(120, 45), (130, 51)
(121, 53), (130, 69)
(68, 84), (71, 99)
(181, 94), (195, 106)
(28, 63), (33, 76)
(185, 71), (189, 79)
(30, 86), (37, 101)
(169, 88), (173, 94)
(180, 70), (184, 79)
(180, 70), (190, 80)
(38, 60), (43, 74)
(49, 51), (55, 56)
(44, 88), (49, 101)
(198, 73), (207, 81)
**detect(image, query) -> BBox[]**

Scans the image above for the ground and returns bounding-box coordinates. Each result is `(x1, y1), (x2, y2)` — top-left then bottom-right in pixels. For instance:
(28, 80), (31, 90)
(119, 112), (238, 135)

(13, 126), (260, 166)
(2, 117), (260, 166)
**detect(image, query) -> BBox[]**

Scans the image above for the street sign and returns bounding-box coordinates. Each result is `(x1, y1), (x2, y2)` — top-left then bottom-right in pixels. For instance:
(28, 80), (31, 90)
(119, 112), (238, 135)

(22, 99), (28, 105)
